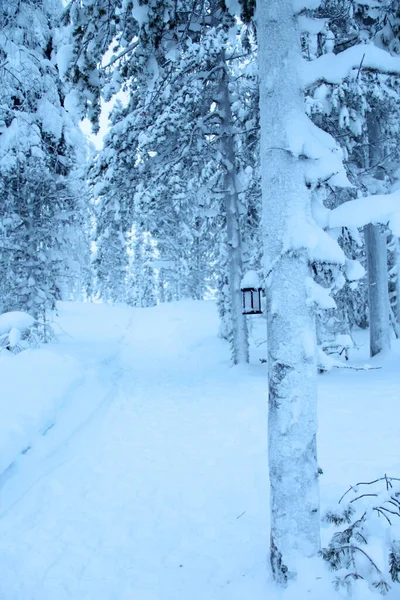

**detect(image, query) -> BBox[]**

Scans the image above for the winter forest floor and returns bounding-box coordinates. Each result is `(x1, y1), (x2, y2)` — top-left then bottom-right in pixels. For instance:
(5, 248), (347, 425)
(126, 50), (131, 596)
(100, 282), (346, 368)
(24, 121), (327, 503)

(0, 300), (399, 600)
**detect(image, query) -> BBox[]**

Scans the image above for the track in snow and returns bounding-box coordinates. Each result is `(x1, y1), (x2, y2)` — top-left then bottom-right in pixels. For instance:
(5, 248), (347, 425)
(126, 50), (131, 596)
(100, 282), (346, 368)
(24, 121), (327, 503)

(0, 301), (269, 600)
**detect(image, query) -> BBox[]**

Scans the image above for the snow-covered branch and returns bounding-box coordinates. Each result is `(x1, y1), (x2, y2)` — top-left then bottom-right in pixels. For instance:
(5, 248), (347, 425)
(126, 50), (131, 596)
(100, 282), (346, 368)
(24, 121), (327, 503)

(103, 41), (139, 69)
(329, 190), (400, 234)
(302, 44), (400, 88)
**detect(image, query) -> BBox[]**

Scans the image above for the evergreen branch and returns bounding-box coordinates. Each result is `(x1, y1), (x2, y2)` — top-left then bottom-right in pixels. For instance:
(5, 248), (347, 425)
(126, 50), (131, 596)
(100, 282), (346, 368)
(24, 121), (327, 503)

(103, 41), (139, 69)
(341, 545), (382, 574)
(378, 506), (400, 518)
(225, 52), (253, 62)
(339, 477), (400, 504)
(349, 493), (378, 504)
(344, 571), (364, 581)
(389, 497), (400, 509)
(373, 507), (392, 525)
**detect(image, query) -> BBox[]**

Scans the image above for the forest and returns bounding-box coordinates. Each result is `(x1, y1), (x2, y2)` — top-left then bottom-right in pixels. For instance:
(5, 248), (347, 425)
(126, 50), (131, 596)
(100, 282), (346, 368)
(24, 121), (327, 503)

(0, 0), (400, 598)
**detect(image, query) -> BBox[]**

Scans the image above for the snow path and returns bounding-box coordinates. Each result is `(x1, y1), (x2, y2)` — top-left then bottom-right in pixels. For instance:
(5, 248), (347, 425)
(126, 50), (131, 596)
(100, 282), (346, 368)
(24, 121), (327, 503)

(0, 301), (269, 600)
(0, 302), (135, 509)
(0, 300), (398, 599)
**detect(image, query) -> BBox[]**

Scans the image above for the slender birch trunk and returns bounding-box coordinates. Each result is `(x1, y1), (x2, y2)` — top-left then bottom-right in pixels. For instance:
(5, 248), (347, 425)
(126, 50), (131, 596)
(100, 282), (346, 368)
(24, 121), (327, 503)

(218, 52), (249, 364)
(257, 0), (320, 583)
(364, 113), (391, 357)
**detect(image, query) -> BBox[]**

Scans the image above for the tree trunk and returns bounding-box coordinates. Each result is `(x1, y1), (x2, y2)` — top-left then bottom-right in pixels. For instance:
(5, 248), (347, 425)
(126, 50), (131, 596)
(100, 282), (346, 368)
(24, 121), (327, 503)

(218, 52), (249, 364)
(364, 112), (391, 357)
(257, 0), (320, 583)
(158, 268), (166, 303)
(365, 224), (391, 355)
(389, 236), (400, 331)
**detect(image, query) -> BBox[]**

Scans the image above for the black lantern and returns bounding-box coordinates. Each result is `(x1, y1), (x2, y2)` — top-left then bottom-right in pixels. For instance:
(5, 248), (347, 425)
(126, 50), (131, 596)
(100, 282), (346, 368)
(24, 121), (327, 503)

(241, 271), (263, 315)
(241, 286), (262, 315)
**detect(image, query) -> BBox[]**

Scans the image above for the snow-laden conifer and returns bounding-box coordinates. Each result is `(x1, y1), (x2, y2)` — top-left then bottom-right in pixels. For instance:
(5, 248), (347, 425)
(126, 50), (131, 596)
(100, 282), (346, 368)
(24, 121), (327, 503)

(68, 0), (258, 362)
(0, 0), (90, 320)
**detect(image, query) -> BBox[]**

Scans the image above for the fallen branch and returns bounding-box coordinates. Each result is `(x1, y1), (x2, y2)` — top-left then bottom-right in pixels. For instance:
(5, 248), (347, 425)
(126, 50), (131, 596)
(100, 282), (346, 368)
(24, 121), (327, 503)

(333, 364), (382, 371)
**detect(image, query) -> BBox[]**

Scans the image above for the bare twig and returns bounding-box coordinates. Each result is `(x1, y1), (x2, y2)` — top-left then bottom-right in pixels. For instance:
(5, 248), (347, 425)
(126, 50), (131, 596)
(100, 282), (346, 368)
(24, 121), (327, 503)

(339, 478), (398, 503)
(349, 493), (378, 504)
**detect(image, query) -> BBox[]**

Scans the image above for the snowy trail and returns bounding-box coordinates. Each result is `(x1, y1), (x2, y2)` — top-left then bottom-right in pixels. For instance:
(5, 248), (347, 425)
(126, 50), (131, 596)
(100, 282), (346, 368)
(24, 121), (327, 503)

(0, 300), (398, 600)
(0, 346), (126, 519)
(0, 301), (269, 600)
(0, 303), (135, 516)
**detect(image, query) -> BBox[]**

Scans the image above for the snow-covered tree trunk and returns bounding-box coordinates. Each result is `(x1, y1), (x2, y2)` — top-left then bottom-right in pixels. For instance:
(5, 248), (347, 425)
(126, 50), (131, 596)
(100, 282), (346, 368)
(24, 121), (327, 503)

(364, 113), (391, 357)
(218, 53), (249, 364)
(257, 0), (320, 583)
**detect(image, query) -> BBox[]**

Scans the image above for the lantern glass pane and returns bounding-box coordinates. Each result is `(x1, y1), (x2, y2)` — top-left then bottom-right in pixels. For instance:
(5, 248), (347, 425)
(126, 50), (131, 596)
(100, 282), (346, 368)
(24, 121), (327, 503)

(253, 290), (261, 311)
(244, 291), (253, 309)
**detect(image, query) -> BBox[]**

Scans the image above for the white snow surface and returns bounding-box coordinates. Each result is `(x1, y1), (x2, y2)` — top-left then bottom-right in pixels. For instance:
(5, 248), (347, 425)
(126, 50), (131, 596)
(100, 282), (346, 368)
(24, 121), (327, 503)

(132, 0), (149, 27)
(329, 190), (400, 234)
(0, 300), (399, 599)
(0, 311), (35, 334)
(285, 215), (345, 264)
(298, 16), (327, 34)
(306, 277), (336, 309)
(241, 269), (261, 289)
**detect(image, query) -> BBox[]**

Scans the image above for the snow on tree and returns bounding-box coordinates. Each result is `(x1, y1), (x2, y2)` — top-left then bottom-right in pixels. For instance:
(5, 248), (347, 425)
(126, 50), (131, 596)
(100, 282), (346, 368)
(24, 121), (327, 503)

(302, 0), (400, 356)
(66, 0), (259, 363)
(250, 0), (400, 582)
(256, 0), (322, 582)
(0, 0), (90, 321)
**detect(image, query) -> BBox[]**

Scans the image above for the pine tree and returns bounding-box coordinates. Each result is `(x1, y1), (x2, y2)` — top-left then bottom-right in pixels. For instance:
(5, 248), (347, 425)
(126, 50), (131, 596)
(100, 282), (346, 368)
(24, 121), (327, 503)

(0, 0), (90, 321)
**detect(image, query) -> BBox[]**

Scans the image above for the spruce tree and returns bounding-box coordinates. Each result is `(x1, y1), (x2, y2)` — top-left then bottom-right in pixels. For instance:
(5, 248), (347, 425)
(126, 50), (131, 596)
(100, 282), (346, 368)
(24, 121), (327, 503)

(0, 0), (90, 320)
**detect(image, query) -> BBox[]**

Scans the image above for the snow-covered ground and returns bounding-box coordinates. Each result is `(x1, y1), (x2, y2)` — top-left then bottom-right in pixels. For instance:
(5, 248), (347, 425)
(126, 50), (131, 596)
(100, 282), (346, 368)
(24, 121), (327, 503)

(0, 300), (398, 599)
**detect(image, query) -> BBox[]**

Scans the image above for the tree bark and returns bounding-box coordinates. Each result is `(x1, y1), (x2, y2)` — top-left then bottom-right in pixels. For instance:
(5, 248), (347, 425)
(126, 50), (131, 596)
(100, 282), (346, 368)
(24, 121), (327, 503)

(257, 0), (320, 583)
(218, 52), (249, 364)
(390, 236), (400, 330)
(364, 112), (391, 357)
(365, 224), (391, 355)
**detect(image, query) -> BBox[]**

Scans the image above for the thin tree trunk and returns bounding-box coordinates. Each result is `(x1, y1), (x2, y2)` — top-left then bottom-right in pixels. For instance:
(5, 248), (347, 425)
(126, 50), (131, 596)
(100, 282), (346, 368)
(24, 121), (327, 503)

(218, 52), (249, 364)
(365, 224), (391, 356)
(364, 113), (391, 357)
(393, 238), (400, 325)
(257, 0), (320, 583)
(158, 268), (165, 303)
(388, 234), (400, 336)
